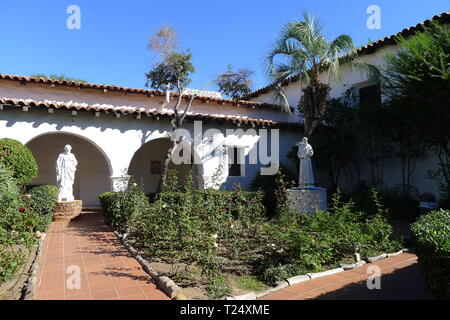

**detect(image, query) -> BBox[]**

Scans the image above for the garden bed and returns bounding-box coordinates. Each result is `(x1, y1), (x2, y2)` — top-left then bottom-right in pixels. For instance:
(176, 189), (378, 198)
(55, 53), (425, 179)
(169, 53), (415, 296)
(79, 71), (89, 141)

(115, 224), (272, 299)
(100, 172), (403, 300)
(1, 140), (58, 300)
(0, 245), (37, 300)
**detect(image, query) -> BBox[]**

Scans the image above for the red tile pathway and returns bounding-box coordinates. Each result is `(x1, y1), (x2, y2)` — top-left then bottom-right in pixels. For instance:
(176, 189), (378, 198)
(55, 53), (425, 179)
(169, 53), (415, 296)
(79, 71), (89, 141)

(35, 210), (169, 300)
(260, 252), (428, 300)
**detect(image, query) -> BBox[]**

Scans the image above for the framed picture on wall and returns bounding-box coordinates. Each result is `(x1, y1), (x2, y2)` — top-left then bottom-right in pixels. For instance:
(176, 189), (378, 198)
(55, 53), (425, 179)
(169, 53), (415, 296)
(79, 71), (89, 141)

(150, 161), (162, 175)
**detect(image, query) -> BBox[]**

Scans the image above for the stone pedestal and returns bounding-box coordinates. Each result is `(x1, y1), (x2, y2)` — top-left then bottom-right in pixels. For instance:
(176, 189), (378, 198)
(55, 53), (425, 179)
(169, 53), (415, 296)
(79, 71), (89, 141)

(53, 200), (83, 221)
(110, 175), (131, 192)
(286, 187), (327, 215)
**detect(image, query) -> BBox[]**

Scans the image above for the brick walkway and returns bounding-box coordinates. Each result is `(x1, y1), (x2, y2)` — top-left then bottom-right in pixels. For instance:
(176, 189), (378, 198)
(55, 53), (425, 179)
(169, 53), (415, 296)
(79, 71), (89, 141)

(259, 252), (429, 300)
(35, 210), (169, 300)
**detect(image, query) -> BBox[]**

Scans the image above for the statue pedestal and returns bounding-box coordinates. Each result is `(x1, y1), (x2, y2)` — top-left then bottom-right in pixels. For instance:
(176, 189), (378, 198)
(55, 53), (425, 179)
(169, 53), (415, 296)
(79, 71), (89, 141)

(53, 200), (83, 222)
(286, 187), (327, 215)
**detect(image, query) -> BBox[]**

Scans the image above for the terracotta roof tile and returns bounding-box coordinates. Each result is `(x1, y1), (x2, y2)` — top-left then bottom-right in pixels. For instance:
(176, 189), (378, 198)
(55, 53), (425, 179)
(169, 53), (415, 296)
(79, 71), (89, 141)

(0, 73), (285, 111)
(0, 97), (300, 129)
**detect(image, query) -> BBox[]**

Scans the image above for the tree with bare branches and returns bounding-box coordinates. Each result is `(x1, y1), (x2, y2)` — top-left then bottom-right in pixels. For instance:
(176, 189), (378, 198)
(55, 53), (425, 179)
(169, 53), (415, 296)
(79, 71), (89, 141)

(145, 27), (253, 191)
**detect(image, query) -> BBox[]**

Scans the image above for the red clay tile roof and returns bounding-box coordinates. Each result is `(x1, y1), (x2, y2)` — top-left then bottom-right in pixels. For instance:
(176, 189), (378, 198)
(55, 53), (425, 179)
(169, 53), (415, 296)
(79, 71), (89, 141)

(0, 97), (300, 129)
(245, 11), (450, 99)
(0, 73), (285, 111)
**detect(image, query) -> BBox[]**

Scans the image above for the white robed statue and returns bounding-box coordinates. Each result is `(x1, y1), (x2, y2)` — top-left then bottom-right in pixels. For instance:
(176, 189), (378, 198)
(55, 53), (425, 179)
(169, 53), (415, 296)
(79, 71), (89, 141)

(56, 145), (78, 202)
(297, 137), (315, 187)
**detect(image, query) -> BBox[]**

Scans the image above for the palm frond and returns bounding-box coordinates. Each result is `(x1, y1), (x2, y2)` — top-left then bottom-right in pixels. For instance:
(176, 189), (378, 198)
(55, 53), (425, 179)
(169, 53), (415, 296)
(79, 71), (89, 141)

(329, 34), (355, 57)
(348, 56), (381, 84)
(273, 83), (292, 115)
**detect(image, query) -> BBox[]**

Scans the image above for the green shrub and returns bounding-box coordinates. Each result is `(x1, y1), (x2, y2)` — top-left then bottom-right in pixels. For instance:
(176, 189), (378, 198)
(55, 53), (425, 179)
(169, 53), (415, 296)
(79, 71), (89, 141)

(344, 184), (419, 221)
(250, 163), (296, 217)
(0, 229), (28, 282)
(0, 166), (41, 282)
(0, 164), (21, 213)
(24, 185), (58, 232)
(259, 191), (402, 281)
(207, 275), (231, 299)
(236, 276), (266, 291)
(130, 188), (266, 277)
(0, 138), (38, 185)
(123, 171), (267, 278)
(411, 210), (450, 299)
(258, 264), (306, 286)
(99, 182), (149, 232)
(27, 185), (58, 216)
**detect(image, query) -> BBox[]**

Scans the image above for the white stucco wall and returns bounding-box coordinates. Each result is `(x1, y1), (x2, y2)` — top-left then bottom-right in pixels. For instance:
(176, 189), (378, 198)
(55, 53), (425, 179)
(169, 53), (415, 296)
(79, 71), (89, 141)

(0, 106), (299, 205)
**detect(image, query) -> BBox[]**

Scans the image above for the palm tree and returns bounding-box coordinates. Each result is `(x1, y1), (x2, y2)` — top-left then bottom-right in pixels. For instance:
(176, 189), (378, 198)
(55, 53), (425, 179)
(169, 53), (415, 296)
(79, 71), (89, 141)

(266, 13), (378, 137)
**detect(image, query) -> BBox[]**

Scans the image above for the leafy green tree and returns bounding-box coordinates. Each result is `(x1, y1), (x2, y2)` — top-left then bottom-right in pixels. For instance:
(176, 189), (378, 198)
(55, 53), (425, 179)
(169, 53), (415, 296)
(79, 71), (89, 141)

(311, 96), (359, 193)
(215, 65), (253, 100)
(355, 96), (392, 189)
(383, 21), (450, 202)
(266, 13), (378, 137)
(385, 98), (427, 198)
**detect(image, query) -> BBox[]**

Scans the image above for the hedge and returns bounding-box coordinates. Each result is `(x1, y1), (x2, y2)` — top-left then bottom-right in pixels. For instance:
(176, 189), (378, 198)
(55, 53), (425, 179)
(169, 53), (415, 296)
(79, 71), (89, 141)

(99, 185), (266, 234)
(0, 164), (21, 213)
(99, 183), (149, 231)
(0, 138), (38, 185)
(27, 185), (58, 216)
(411, 210), (450, 299)
(0, 167), (43, 281)
(25, 185), (59, 232)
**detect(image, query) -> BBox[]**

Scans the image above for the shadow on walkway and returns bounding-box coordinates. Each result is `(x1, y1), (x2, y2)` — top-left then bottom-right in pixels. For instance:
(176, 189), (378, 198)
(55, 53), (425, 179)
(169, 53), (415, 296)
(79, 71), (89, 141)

(313, 264), (429, 300)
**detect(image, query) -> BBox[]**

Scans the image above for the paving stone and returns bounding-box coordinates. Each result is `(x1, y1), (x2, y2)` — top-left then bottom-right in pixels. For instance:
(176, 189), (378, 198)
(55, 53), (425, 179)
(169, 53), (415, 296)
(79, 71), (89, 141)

(35, 211), (169, 300)
(259, 253), (428, 300)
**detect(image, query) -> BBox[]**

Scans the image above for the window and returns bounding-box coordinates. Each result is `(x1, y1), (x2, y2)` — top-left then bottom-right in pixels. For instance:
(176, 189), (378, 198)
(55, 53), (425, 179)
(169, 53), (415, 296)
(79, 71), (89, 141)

(228, 147), (244, 177)
(359, 85), (381, 108)
(150, 161), (162, 175)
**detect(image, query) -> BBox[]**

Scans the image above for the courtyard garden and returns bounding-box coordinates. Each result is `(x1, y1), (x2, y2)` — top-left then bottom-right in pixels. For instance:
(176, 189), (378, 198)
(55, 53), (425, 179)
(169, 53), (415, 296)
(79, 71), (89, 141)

(0, 138), (58, 299)
(0, 7), (448, 302)
(100, 169), (403, 299)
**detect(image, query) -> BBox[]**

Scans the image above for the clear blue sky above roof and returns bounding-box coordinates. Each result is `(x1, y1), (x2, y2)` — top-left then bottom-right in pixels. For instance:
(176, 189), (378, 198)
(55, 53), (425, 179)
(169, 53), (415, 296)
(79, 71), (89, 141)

(0, 0), (448, 92)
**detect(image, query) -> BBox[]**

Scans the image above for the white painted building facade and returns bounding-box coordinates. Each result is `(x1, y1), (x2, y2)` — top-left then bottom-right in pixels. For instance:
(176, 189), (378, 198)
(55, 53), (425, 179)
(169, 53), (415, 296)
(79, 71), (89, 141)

(0, 77), (299, 205)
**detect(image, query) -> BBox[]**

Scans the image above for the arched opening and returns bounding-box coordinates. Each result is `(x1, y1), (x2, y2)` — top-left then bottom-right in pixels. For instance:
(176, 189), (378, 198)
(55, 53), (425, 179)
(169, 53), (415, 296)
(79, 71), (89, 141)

(26, 132), (112, 206)
(128, 138), (203, 194)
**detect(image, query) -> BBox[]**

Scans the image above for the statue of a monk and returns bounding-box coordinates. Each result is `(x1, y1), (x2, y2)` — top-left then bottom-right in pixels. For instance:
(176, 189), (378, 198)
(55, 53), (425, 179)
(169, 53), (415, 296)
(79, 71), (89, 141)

(56, 145), (78, 202)
(297, 137), (315, 187)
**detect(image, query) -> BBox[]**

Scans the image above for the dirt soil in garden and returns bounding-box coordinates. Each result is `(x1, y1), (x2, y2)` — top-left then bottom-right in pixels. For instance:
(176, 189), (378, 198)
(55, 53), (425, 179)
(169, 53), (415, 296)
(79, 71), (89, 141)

(0, 246), (37, 300)
(128, 235), (270, 299)
(148, 260), (270, 299)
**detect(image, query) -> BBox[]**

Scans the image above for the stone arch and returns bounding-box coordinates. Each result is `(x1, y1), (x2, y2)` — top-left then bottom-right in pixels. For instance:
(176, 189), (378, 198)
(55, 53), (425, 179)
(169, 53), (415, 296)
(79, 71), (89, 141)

(127, 137), (204, 194)
(26, 132), (113, 206)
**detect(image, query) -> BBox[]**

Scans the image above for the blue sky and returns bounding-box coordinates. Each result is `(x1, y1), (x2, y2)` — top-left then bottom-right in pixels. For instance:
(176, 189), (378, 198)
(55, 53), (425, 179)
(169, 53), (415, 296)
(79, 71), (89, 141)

(0, 0), (448, 92)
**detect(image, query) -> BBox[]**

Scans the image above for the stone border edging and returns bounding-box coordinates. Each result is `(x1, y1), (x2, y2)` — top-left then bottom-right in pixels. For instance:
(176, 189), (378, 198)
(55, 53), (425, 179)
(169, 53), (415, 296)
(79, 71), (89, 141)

(225, 248), (409, 301)
(112, 231), (186, 300)
(21, 233), (46, 300)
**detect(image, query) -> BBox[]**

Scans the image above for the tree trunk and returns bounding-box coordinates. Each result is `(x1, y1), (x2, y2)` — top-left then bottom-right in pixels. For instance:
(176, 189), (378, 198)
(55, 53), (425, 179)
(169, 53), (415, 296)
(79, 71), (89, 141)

(299, 79), (331, 138)
(157, 138), (179, 192)
(156, 88), (196, 193)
